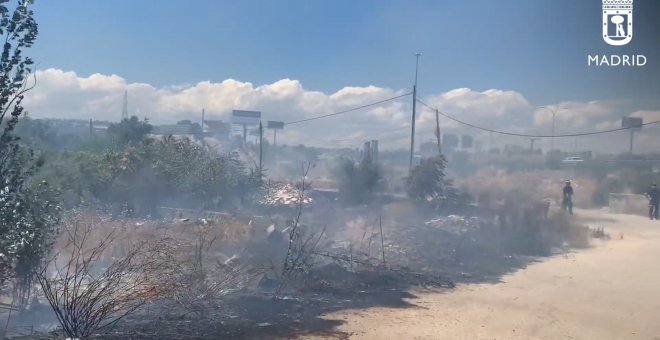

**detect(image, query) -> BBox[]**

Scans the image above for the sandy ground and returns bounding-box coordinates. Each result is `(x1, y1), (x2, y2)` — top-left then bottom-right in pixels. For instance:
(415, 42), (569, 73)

(313, 210), (660, 340)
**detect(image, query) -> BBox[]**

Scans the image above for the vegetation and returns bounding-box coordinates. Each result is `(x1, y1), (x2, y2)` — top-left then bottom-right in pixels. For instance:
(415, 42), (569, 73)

(406, 155), (455, 208)
(30, 134), (265, 215)
(35, 212), (178, 338)
(332, 157), (383, 205)
(107, 116), (153, 146)
(0, 0), (63, 307)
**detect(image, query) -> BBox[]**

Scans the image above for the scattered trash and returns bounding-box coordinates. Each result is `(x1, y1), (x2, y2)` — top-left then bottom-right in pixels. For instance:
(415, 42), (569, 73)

(262, 183), (313, 206)
(424, 215), (484, 235)
(587, 224), (610, 240)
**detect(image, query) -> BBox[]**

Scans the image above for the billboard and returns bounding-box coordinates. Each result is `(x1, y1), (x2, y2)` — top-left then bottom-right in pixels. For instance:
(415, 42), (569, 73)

(267, 120), (284, 129)
(622, 117), (643, 129)
(461, 134), (473, 148)
(231, 110), (261, 125)
(442, 133), (459, 148)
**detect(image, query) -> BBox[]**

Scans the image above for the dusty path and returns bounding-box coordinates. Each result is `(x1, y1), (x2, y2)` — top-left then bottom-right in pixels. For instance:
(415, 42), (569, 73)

(313, 210), (660, 340)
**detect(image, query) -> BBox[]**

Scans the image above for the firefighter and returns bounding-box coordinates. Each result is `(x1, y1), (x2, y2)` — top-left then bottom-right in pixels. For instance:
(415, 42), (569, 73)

(562, 181), (574, 215)
(647, 184), (659, 220)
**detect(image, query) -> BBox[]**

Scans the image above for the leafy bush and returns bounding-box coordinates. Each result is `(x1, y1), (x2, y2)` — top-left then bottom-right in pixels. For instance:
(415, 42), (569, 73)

(107, 116), (153, 146)
(38, 136), (264, 215)
(0, 0), (61, 304)
(0, 145), (60, 303)
(332, 157), (382, 205)
(406, 155), (455, 208)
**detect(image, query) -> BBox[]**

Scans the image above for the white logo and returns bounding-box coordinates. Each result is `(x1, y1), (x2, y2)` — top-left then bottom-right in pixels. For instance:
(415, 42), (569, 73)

(602, 0), (633, 46)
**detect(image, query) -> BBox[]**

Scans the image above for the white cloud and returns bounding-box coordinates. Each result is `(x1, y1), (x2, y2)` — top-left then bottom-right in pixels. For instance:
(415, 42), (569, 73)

(533, 101), (612, 128)
(21, 68), (660, 152)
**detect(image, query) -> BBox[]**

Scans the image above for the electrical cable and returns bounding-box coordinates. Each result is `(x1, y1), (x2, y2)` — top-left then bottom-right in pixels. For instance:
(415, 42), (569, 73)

(284, 92), (412, 125)
(416, 99), (660, 138)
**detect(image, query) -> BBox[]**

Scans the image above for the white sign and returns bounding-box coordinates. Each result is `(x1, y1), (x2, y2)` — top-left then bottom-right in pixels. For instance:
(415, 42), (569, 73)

(231, 110), (261, 125)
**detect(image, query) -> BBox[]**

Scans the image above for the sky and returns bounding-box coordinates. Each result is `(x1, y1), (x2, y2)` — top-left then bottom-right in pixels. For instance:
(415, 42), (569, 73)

(21, 0), (660, 152)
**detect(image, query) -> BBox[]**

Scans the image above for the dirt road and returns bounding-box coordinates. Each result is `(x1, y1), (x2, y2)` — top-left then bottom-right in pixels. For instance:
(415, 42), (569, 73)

(314, 210), (660, 340)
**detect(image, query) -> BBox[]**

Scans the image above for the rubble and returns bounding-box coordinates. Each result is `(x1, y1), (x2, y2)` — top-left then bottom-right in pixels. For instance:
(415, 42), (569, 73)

(261, 183), (313, 206)
(424, 215), (485, 235)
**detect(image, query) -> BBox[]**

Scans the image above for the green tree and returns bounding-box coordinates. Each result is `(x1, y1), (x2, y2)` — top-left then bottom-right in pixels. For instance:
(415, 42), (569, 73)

(406, 155), (455, 207)
(333, 157), (382, 205)
(106, 115), (152, 145)
(0, 1), (61, 301)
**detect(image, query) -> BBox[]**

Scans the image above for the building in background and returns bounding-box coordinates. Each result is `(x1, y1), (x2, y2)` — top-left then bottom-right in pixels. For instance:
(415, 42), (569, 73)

(362, 141), (372, 163)
(370, 140), (379, 163)
(461, 134), (473, 149)
(442, 133), (459, 149)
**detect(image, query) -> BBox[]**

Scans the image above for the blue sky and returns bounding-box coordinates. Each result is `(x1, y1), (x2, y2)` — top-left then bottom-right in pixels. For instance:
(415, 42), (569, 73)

(31, 0), (660, 104)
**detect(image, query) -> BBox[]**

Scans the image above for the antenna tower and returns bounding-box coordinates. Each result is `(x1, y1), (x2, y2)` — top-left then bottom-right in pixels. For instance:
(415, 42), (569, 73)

(121, 90), (128, 120)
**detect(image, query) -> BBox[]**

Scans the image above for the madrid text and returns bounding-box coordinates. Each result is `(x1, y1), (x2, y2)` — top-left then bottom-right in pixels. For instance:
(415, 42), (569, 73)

(588, 54), (647, 66)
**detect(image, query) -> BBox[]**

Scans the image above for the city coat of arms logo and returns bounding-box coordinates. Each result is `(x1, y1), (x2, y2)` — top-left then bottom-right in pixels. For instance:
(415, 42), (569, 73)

(602, 0), (633, 46)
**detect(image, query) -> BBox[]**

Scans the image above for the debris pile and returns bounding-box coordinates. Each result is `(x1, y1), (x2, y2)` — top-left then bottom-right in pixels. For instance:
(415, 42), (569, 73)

(587, 224), (610, 240)
(424, 215), (485, 235)
(261, 183), (312, 206)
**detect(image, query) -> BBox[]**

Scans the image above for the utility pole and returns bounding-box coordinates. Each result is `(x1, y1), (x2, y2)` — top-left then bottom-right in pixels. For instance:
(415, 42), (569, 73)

(201, 108), (205, 137)
(242, 124), (247, 144)
(409, 52), (422, 172)
(89, 119), (93, 137)
(121, 90), (128, 121)
(538, 106), (563, 151)
(629, 130), (634, 154)
(527, 138), (540, 153)
(259, 121), (263, 170)
(551, 110), (556, 151)
(435, 109), (442, 155)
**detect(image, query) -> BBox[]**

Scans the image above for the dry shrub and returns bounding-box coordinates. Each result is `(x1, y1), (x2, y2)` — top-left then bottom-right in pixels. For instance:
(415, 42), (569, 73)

(35, 211), (180, 339)
(170, 260), (260, 317)
(158, 220), (262, 317)
(30, 211), (264, 338)
(271, 163), (328, 294)
(214, 217), (254, 242)
(167, 217), (254, 244)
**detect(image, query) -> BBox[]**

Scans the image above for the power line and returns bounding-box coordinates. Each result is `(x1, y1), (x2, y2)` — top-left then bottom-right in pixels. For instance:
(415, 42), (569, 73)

(284, 92), (412, 125)
(417, 99), (660, 138)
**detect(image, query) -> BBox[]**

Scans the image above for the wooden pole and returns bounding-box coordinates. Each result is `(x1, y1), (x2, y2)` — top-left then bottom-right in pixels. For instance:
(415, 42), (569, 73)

(379, 215), (386, 266)
(435, 109), (442, 155)
(259, 122), (263, 170)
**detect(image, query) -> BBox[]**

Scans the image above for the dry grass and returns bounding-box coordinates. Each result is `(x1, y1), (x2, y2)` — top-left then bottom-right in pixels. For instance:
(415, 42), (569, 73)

(35, 212), (181, 338)
(31, 210), (263, 338)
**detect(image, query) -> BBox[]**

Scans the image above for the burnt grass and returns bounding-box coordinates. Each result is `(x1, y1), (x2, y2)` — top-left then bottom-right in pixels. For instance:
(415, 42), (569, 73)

(90, 266), (454, 340)
(11, 207), (591, 339)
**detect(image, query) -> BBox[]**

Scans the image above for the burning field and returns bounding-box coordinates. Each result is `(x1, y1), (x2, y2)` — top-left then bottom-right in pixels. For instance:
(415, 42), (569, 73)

(2, 188), (594, 339)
